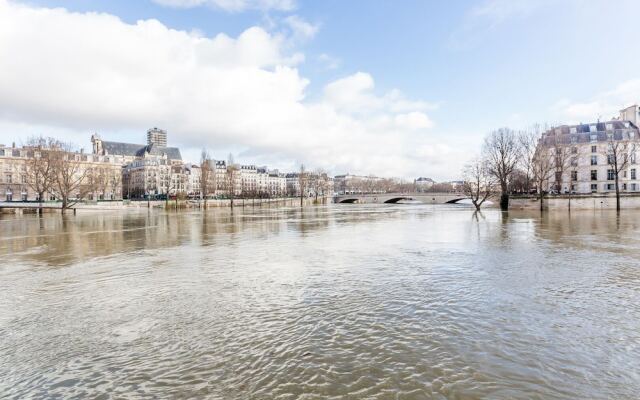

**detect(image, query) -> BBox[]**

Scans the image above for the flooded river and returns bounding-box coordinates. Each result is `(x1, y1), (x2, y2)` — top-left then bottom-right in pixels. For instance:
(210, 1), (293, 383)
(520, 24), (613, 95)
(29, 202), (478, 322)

(1, 204), (639, 399)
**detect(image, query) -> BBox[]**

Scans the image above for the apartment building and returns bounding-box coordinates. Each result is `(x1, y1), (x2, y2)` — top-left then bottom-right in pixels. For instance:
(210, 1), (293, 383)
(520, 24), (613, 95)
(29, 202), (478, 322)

(538, 105), (640, 194)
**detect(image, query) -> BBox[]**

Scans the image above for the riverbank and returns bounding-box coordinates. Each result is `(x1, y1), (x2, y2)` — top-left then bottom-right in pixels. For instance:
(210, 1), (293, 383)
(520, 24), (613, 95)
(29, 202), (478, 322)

(509, 192), (640, 210)
(0, 197), (326, 214)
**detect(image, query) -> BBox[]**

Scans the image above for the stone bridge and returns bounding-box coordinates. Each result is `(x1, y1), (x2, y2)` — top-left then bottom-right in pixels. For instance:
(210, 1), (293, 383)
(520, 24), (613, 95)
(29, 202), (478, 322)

(333, 192), (470, 204)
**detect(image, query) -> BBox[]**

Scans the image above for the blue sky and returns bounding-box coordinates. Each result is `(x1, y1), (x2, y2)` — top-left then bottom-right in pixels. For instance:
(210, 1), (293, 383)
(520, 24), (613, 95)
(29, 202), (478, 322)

(2, 0), (640, 179)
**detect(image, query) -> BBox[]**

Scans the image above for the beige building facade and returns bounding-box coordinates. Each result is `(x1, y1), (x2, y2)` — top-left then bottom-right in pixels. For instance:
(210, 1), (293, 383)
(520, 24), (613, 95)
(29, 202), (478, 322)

(538, 108), (640, 194)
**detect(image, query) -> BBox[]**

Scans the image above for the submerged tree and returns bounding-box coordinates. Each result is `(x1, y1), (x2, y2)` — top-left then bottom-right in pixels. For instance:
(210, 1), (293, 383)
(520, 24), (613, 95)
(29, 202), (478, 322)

(483, 128), (520, 210)
(298, 163), (307, 207)
(24, 136), (56, 214)
(200, 149), (212, 208)
(226, 153), (239, 209)
(603, 134), (631, 211)
(49, 141), (91, 213)
(462, 157), (495, 211)
(532, 145), (555, 211)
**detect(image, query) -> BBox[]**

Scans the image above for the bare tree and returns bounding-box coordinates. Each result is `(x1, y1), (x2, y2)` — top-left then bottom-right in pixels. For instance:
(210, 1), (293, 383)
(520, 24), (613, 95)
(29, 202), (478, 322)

(532, 145), (555, 211)
(24, 136), (56, 214)
(551, 138), (571, 195)
(310, 168), (329, 203)
(50, 141), (91, 213)
(603, 134), (630, 211)
(518, 127), (542, 194)
(200, 149), (212, 208)
(483, 128), (521, 210)
(226, 153), (239, 209)
(298, 164), (307, 206)
(462, 157), (495, 211)
(109, 168), (122, 200)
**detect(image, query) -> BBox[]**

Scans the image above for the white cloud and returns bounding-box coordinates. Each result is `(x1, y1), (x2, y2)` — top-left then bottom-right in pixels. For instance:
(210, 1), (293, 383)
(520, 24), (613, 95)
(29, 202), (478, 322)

(317, 53), (340, 70)
(283, 15), (318, 41)
(555, 79), (640, 124)
(152, 0), (295, 12)
(0, 0), (458, 179)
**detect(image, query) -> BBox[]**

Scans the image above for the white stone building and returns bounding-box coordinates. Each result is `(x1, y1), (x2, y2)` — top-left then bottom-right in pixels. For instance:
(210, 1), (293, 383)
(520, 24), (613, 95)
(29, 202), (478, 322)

(537, 105), (640, 194)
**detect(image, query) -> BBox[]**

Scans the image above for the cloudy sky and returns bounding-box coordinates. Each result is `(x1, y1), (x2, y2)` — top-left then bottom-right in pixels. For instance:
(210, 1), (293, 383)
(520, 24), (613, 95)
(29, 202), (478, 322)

(1, 0), (640, 180)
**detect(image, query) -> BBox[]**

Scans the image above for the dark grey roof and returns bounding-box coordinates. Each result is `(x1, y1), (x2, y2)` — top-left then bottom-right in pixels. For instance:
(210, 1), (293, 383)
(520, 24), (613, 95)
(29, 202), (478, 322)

(136, 143), (182, 160)
(102, 141), (145, 157)
(541, 121), (640, 146)
(102, 141), (181, 160)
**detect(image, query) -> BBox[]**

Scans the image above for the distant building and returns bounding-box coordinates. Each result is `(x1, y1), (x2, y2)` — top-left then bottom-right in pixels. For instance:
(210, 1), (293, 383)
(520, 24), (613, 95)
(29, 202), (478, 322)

(333, 174), (383, 195)
(91, 131), (181, 165)
(147, 127), (167, 147)
(414, 177), (434, 192)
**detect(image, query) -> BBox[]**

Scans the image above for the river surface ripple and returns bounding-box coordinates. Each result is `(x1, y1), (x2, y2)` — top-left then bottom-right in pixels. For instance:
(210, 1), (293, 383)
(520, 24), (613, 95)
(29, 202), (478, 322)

(1, 204), (639, 399)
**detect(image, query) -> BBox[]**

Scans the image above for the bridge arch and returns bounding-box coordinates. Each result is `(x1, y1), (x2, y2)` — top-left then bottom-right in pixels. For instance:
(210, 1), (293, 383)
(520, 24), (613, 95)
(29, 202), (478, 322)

(338, 198), (359, 204)
(445, 198), (469, 204)
(383, 197), (412, 204)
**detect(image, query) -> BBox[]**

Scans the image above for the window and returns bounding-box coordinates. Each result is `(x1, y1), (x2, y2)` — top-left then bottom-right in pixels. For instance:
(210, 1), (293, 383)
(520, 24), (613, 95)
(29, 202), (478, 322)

(631, 152), (637, 164)
(591, 170), (598, 180)
(623, 183), (627, 190)
(591, 184), (598, 192)
(570, 127), (577, 134)
(606, 123), (613, 130)
(571, 146), (577, 154)
(632, 169), (637, 180)
(607, 133), (614, 141)
(607, 183), (615, 191)
(4, 174), (11, 184)
(590, 125), (597, 133)
(591, 155), (598, 165)
(591, 145), (597, 153)
(623, 171), (627, 178)
(571, 157), (578, 166)
(590, 134), (598, 142)
(632, 183), (638, 191)
(607, 169), (615, 180)
(607, 154), (615, 164)
(571, 171), (578, 181)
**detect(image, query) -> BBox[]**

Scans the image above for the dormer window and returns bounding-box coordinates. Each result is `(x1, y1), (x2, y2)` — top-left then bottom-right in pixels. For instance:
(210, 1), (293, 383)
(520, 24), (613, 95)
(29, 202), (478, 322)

(590, 125), (597, 132)
(606, 123), (613, 131)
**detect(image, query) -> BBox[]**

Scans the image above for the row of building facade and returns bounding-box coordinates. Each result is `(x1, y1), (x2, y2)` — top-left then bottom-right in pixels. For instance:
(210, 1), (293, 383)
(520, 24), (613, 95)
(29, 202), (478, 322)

(0, 128), (334, 202)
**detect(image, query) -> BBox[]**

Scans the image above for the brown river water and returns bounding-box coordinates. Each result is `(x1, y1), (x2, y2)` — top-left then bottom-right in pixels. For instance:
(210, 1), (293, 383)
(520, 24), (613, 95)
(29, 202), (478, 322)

(1, 204), (639, 399)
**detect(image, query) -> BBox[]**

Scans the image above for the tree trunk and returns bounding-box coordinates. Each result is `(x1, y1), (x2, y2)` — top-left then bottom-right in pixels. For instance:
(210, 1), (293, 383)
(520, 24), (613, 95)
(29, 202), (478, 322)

(615, 175), (621, 211)
(500, 193), (509, 211)
(539, 192), (544, 211)
(38, 191), (44, 215)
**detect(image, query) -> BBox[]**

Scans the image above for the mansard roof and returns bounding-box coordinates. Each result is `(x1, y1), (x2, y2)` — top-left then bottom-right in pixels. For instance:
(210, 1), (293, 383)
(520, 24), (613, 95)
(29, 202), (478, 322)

(540, 120), (640, 146)
(101, 141), (182, 160)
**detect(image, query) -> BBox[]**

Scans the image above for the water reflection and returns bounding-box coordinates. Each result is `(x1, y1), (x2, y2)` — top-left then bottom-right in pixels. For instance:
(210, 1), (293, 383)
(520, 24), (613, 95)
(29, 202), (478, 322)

(1, 205), (640, 399)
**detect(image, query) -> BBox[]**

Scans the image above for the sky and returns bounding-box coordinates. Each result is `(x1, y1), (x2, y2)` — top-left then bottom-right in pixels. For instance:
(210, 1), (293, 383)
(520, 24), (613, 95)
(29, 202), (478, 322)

(1, 0), (640, 180)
